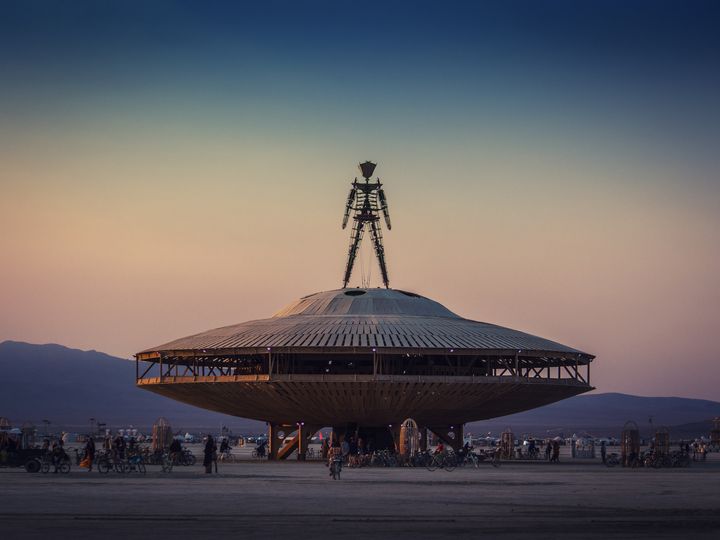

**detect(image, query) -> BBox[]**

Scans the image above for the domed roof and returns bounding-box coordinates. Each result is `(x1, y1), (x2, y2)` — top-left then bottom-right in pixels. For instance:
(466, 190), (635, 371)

(272, 288), (459, 318)
(142, 288), (592, 359)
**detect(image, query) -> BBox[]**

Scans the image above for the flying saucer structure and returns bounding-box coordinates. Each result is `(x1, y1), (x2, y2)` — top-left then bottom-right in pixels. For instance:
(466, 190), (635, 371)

(136, 162), (594, 458)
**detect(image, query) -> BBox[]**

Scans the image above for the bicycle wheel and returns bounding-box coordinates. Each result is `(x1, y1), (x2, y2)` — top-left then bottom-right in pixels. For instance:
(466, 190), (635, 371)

(98, 460), (111, 474)
(426, 456), (439, 472)
(59, 462), (71, 474)
(41, 461), (50, 474)
(115, 462), (127, 474)
(443, 456), (457, 472)
(25, 459), (41, 473)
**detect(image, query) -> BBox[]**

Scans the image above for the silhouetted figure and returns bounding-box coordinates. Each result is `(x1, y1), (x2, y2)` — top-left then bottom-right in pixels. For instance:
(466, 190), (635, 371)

(203, 435), (215, 474)
(113, 434), (126, 459)
(85, 437), (96, 472)
(551, 440), (560, 463)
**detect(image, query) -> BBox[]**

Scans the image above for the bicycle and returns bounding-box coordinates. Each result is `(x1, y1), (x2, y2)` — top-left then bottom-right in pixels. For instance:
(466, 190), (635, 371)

(96, 450), (126, 474)
(40, 452), (71, 474)
(426, 451), (457, 472)
(161, 451), (181, 473)
(476, 448), (501, 467)
(180, 449), (196, 466)
(125, 452), (146, 474)
(604, 453), (620, 467)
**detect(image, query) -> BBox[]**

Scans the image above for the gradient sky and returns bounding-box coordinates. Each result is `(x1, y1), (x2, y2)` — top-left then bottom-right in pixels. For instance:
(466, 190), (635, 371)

(1, 1), (719, 399)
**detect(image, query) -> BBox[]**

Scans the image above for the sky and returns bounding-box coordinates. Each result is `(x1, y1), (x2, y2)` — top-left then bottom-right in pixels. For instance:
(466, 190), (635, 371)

(1, 0), (719, 400)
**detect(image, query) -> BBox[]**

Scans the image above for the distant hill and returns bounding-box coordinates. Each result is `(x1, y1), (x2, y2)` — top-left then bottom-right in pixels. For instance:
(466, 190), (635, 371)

(2, 341), (718, 438)
(469, 392), (720, 437)
(0, 341), (264, 433)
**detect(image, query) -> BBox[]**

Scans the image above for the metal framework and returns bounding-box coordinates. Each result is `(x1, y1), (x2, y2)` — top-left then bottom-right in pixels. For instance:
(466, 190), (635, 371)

(136, 349), (591, 383)
(342, 161), (391, 288)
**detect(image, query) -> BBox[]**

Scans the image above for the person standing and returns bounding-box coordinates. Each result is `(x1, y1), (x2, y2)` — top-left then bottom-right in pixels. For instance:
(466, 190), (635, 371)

(341, 437), (350, 463)
(213, 437), (219, 473)
(114, 434), (126, 460)
(551, 440), (560, 463)
(600, 440), (607, 464)
(85, 436), (96, 472)
(203, 434), (215, 474)
(321, 438), (329, 461)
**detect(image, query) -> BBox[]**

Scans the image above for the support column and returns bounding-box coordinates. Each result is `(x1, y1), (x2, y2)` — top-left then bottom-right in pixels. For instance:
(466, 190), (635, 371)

(389, 423), (402, 454)
(267, 423), (279, 461)
(297, 424), (320, 461)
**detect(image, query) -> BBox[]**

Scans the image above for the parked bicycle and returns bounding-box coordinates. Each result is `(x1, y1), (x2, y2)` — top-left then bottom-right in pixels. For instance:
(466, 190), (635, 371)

(125, 451), (146, 474)
(371, 449), (398, 467)
(40, 451), (71, 474)
(605, 452), (620, 467)
(426, 451), (457, 472)
(96, 450), (126, 474)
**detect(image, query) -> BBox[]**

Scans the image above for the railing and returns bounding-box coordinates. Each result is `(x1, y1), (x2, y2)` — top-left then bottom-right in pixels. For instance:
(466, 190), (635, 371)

(136, 372), (589, 387)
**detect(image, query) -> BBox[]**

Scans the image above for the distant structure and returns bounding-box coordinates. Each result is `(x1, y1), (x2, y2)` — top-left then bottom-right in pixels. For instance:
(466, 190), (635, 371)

(342, 161), (391, 288)
(136, 161), (595, 459)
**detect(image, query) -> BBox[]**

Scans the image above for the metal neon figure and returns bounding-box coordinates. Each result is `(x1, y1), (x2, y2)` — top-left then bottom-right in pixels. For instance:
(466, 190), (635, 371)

(341, 161), (392, 288)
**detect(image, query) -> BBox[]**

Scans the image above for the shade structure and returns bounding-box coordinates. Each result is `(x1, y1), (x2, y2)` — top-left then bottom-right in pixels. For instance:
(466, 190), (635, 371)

(136, 288), (594, 429)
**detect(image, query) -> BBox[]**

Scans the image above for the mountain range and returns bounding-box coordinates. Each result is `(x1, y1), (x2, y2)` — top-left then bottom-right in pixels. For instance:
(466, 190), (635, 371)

(1, 340), (718, 437)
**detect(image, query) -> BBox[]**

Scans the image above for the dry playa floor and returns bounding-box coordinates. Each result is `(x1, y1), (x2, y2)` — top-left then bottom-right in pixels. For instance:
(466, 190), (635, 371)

(1, 459), (719, 540)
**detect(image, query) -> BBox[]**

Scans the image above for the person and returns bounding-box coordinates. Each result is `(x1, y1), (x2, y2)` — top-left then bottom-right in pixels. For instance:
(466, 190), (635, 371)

(600, 440), (607, 464)
(169, 438), (182, 464)
(328, 439), (343, 477)
(212, 437), (219, 473)
(341, 437), (350, 462)
(85, 436), (96, 472)
(528, 438), (536, 459)
(551, 440), (560, 463)
(256, 439), (267, 458)
(349, 436), (358, 457)
(434, 441), (445, 455)
(545, 440), (552, 461)
(203, 434), (215, 474)
(50, 440), (66, 473)
(114, 434), (126, 460)
(321, 438), (329, 460)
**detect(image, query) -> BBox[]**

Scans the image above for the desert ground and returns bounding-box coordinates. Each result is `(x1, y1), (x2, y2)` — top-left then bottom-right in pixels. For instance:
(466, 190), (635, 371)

(1, 452), (718, 540)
